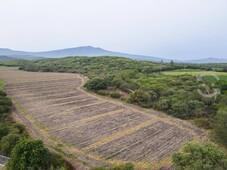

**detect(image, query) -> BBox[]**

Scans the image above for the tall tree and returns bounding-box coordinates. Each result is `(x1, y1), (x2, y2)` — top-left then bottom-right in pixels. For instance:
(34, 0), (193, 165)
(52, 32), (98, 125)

(7, 139), (51, 170)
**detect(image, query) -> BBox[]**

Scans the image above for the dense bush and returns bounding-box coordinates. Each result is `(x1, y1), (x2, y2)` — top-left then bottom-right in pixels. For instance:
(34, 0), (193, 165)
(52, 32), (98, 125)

(0, 134), (22, 156)
(214, 107), (227, 146)
(85, 78), (109, 91)
(172, 143), (227, 170)
(7, 139), (51, 170)
(128, 89), (152, 107)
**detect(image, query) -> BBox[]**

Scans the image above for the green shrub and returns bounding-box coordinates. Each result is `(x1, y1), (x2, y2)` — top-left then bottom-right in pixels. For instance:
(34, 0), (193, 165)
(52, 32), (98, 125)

(172, 143), (227, 170)
(7, 139), (52, 170)
(214, 107), (227, 146)
(129, 89), (152, 107)
(0, 90), (7, 97)
(119, 84), (131, 92)
(85, 78), (108, 91)
(0, 133), (21, 156)
(110, 92), (121, 99)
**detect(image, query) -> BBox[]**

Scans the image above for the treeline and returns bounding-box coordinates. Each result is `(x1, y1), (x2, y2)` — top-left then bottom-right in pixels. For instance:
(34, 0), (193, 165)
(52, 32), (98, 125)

(0, 89), (70, 170)
(1, 57), (227, 75)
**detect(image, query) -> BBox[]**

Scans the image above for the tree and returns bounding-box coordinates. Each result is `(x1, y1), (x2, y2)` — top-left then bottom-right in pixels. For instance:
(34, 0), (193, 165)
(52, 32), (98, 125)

(7, 139), (51, 170)
(0, 133), (21, 156)
(172, 142), (227, 170)
(170, 60), (174, 66)
(170, 101), (190, 119)
(129, 89), (152, 107)
(214, 107), (227, 146)
(85, 78), (108, 91)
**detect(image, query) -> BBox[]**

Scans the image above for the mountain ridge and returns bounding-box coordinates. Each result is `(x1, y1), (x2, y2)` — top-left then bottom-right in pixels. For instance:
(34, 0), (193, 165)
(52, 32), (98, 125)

(0, 46), (226, 63)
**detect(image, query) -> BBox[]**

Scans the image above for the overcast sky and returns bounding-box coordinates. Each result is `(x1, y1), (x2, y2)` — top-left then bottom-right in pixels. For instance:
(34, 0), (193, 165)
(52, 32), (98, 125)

(0, 0), (227, 60)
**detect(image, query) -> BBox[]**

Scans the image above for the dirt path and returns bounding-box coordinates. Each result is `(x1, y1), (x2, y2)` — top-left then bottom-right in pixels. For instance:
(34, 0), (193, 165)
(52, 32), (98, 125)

(0, 67), (207, 170)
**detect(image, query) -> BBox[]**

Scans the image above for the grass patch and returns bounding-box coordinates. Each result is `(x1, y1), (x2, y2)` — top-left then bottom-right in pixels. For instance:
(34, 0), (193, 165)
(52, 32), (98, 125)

(163, 69), (227, 82)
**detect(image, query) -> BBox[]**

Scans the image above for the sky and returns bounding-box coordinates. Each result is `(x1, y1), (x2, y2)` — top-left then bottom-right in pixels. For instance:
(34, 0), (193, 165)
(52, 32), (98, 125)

(0, 0), (227, 60)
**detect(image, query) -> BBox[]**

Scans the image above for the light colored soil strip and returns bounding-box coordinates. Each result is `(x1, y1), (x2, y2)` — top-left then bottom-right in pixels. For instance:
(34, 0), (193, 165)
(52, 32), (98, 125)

(14, 91), (83, 104)
(28, 97), (98, 111)
(7, 88), (76, 98)
(49, 108), (126, 133)
(37, 101), (107, 120)
(5, 81), (79, 92)
(84, 118), (159, 151)
(26, 94), (87, 109)
(19, 91), (82, 100)
(5, 78), (79, 89)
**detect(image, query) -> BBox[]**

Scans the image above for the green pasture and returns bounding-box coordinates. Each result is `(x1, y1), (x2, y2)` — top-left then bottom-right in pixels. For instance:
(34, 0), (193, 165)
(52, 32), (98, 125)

(163, 69), (227, 82)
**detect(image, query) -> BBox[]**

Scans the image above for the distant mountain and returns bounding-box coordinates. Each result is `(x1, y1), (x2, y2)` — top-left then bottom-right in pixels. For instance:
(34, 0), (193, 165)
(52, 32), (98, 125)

(33, 46), (171, 62)
(0, 48), (45, 60)
(0, 46), (226, 63)
(0, 46), (170, 62)
(0, 55), (16, 61)
(184, 57), (227, 64)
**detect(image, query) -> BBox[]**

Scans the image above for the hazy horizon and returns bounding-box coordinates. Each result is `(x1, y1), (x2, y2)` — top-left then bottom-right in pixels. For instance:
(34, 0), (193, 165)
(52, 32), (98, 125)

(1, 0), (227, 60)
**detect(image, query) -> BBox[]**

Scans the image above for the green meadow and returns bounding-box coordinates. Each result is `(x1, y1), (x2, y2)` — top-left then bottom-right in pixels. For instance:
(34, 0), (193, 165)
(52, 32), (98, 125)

(163, 69), (227, 82)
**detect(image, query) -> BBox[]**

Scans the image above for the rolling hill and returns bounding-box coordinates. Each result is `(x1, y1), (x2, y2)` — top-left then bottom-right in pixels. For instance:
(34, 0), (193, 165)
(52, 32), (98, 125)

(0, 55), (16, 61)
(0, 46), (226, 63)
(0, 46), (169, 62)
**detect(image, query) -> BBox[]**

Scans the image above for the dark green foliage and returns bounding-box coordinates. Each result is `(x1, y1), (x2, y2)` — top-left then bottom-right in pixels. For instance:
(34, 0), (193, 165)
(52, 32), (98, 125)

(129, 89), (152, 107)
(0, 124), (10, 140)
(0, 91), (12, 115)
(169, 100), (205, 119)
(0, 97), (30, 161)
(85, 78), (108, 91)
(0, 133), (21, 156)
(0, 90), (6, 96)
(7, 139), (51, 170)
(214, 107), (227, 146)
(172, 143), (227, 170)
